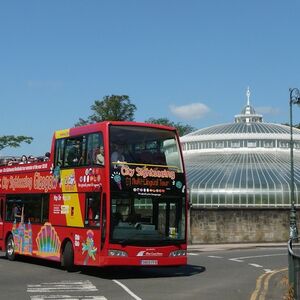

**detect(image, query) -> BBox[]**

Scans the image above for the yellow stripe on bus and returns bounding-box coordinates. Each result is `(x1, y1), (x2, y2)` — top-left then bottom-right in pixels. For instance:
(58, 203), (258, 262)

(61, 169), (84, 228)
(55, 128), (70, 139)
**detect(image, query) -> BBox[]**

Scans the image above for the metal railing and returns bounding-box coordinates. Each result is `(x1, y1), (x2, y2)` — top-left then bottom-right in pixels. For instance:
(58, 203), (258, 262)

(288, 237), (300, 299)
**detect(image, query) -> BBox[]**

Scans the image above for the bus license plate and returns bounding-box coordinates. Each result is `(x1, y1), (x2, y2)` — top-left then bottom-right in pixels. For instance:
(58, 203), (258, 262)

(140, 260), (158, 265)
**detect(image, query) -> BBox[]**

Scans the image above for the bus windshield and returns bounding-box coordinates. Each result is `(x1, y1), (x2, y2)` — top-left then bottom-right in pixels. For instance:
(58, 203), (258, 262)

(109, 125), (186, 245)
(110, 194), (186, 245)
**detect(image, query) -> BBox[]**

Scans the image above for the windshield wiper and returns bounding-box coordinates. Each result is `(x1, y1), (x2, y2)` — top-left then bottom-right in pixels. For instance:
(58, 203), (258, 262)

(119, 239), (131, 246)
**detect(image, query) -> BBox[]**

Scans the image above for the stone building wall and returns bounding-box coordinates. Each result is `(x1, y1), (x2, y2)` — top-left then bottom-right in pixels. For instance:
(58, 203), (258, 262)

(189, 208), (294, 244)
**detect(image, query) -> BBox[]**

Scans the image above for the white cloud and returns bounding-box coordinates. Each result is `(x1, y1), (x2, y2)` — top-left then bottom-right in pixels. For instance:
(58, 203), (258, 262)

(256, 106), (280, 116)
(170, 103), (210, 120)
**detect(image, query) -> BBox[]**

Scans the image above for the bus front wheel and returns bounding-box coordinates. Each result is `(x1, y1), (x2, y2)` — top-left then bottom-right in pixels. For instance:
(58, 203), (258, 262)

(62, 241), (75, 272)
(6, 234), (16, 261)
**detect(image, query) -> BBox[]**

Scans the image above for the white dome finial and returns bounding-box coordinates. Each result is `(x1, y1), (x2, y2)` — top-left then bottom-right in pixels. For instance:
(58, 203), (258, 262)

(246, 87), (251, 106)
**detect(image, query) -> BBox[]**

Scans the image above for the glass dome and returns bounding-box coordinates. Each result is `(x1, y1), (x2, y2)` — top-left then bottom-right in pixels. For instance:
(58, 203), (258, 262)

(181, 89), (300, 208)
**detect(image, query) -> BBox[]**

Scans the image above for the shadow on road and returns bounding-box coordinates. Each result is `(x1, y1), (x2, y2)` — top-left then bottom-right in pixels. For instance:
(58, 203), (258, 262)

(0, 254), (205, 279)
(0, 254), (62, 270)
(80, 264), (206, 279)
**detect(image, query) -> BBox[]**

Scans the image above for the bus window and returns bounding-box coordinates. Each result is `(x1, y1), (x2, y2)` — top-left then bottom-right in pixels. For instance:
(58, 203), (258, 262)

(109, 126), (182, 170)
(0, 197), (3, 222)
(87, 133), (104, 166)
(56, 133), (104, 167)
(6, 199), (22, 222)
(110, 195), (185, 243)
(85, 193), (100, 227)
(55, 139), (65, 167)
(0, 196), (3, 240)
(41, 195), (50, 222)
(5, 194), (49, 223)
(64, 137), (86, 167)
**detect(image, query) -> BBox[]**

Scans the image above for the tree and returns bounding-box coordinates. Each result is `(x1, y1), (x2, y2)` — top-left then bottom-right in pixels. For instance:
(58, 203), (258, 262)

(75, 95), (137, 126)
(0, 135), (33, 152)
(282, 122), (300, 129)
(145, 117), (196, 136)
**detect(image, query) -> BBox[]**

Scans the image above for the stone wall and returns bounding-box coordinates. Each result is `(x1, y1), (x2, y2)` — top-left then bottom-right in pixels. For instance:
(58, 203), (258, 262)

(189, 208), (295, 244)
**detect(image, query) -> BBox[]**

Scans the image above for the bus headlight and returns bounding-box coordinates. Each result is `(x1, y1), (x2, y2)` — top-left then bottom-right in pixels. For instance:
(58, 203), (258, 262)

(108, 249), (128, 257)
(169, 250), (187, 257)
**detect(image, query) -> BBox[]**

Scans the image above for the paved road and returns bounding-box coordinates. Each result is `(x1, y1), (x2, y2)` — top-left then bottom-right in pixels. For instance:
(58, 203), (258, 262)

(0, 247), (288, 300)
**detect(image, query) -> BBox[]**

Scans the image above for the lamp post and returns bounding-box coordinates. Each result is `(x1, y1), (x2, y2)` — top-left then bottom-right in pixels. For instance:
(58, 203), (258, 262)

(289, 88), (300, 240)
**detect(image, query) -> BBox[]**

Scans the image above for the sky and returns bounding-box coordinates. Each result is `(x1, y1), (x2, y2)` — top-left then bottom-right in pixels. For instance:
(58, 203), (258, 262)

(1, 0), (300, 156)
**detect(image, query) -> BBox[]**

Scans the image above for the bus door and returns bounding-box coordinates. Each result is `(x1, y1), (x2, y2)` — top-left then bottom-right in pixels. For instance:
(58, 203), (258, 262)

(85, 192), (107, 251)
(0, 195), (4, 240)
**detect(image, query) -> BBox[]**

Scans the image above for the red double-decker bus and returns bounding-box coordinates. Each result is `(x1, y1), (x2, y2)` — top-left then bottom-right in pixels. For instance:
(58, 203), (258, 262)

(0, 121), (187, 270)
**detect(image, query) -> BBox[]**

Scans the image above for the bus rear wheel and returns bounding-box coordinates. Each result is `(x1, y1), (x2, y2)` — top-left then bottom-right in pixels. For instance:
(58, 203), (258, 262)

(62, 241), (75, 272)
(6, 234), (16, 261)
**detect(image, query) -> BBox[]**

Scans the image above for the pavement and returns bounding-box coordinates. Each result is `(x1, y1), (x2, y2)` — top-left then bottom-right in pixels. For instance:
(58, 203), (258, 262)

(187, 242), (287, 252)
(188, 242), (289, 300)
(1, 243), (291, 299)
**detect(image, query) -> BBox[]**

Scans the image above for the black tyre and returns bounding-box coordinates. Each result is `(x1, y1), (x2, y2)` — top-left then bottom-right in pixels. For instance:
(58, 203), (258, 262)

(6, 234), (16, 261)
(62, 241), (75, 272)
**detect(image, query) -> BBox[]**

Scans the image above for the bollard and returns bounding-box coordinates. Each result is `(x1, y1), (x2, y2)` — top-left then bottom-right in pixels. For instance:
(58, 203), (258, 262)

(288, 237), (300, 299)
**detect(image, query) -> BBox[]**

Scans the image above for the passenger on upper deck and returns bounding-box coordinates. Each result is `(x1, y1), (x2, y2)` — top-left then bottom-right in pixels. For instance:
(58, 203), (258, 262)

(7, 158), (18, 166)
(19, 155), (28, 164)
(28, 155), (35, 163)
(44, 152), (50, 161)
(96, 146), (105, 165)
(67, 141), (81, 166)
(111, 144), (125, 167)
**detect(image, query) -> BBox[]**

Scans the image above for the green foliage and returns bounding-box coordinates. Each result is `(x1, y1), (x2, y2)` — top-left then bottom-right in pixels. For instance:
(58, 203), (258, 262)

(145, 117), (196, 136)
(0, 135), (33, 151)
(75, 95), (137, 126)
(76, 95), (196, 136)
(282, 122), (300, 129)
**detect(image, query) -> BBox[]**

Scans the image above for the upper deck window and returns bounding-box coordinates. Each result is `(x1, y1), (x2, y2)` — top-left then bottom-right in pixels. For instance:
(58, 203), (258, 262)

(64, 136), (86, 166)
(54, 132), (104, 168)
(109, 125), (183, 172)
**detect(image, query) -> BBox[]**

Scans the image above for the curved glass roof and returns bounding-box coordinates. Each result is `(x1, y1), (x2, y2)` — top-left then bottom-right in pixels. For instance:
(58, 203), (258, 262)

(185, 151), (300, 208)
(182, 88), (300, 208)
(185, 122), (300, 136)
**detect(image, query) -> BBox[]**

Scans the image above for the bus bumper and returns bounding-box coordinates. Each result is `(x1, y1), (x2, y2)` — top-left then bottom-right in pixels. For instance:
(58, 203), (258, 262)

(99, 256), (187, 267)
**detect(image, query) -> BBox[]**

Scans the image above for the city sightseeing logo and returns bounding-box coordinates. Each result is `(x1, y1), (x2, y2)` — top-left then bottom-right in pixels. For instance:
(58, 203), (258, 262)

(111, 171), (122, 190)
(121, 165), (176, 180)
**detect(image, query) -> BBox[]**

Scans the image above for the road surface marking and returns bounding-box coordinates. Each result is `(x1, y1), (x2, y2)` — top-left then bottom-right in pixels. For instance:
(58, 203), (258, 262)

(27, 281), (98, 293)
(263, 269), (273, 273)
(113, 280), (142, 300)
(229, 258), (244, 262)
(229, 253), (285, 262)
(249, 263), (263, 268)
(250, 268), (287, 300)
(188, 253), (199, 256)
(250, 271), (268, 300)
(30, 296), (107, 300)
(208, 255), (223, 259)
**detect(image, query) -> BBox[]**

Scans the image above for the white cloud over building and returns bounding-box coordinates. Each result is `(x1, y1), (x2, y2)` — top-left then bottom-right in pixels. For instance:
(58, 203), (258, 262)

(170, 103), (210, 120)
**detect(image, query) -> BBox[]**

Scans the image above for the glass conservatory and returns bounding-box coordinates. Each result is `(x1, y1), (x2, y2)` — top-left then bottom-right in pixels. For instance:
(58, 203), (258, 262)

(181, 88), (300, 208)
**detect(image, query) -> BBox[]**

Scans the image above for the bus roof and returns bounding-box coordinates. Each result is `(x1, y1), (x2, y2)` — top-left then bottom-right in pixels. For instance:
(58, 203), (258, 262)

(54, 121), (177, 139)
